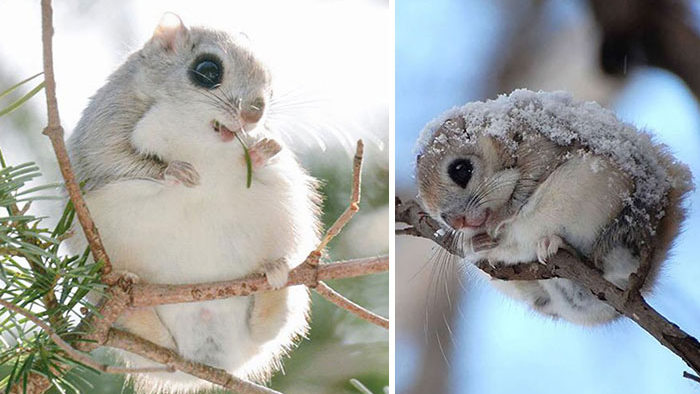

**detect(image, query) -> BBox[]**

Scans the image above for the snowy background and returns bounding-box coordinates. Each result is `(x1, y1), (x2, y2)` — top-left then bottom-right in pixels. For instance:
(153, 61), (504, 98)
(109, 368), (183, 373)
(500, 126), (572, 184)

(396, 1), (700, 394)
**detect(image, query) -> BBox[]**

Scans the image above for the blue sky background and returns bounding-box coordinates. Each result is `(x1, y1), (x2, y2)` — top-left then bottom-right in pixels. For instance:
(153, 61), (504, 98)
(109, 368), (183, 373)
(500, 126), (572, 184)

(396, 1), (700, 393)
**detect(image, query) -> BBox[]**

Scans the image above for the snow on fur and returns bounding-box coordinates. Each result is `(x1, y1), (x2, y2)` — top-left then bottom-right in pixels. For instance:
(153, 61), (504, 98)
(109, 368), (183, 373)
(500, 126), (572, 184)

(416, 89), (694, 230)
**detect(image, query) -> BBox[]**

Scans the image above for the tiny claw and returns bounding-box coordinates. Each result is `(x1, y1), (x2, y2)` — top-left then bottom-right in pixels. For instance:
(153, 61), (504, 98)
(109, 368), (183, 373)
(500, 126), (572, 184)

(536, 234), (563, 265)
(249, 138), (282, 169)
(471, 232), (498, 253)
(164, 160), (200, 187)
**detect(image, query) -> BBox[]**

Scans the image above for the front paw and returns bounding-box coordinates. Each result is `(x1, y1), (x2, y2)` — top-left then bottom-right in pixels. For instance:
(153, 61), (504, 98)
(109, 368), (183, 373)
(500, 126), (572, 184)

(249, 138), (282, 169)
(536, 234), (563, 264)
(164, 160), (200, 187)
(486, 210), (516, 239)
(262, 258), (290, 289)
(471, 232), (498, 253)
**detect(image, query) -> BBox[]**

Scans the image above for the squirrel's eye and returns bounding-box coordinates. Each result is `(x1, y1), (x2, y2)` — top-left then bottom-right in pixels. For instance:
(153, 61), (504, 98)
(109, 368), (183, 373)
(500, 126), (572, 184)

(447, 158), (473, 188)
(189, 56), (222, 89)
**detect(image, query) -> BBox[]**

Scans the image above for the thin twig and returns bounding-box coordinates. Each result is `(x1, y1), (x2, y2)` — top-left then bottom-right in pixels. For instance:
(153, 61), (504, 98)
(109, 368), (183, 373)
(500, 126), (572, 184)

(312, 139), (363, 254)
(105, 329), (279, 394)
(396, 198), (700, 376)
(0, 298), (173, 375)
(40, 0), (113, 280)
(683, 371), (700, 384)
(314, 281), (389, 329)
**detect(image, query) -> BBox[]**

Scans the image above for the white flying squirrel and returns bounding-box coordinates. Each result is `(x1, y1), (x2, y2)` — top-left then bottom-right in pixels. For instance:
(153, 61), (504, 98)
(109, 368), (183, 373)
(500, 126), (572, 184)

(415, 90), (693, 326)
(65, 13), (320, 393)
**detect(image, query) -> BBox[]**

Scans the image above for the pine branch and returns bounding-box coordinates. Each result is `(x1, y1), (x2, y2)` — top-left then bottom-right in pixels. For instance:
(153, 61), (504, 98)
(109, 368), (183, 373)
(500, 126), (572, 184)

(396, 197), (700, 378)
(0, 298), (173, 375)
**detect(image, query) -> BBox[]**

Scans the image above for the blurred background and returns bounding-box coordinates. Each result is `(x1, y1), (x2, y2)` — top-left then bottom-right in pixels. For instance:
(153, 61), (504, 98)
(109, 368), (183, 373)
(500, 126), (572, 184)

(0, 0), (388, 393)
(396, 1), (700, 394)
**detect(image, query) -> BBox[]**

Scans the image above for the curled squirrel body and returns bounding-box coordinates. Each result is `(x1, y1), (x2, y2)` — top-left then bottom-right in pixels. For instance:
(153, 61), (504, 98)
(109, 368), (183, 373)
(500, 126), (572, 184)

(416, 90), (693, 325)
(66, 14), (319, 392)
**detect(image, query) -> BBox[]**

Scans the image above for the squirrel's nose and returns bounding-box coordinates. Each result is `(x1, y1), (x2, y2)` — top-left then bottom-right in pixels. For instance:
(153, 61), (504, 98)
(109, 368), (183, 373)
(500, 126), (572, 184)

(441, 213), (466, 229)
(240, 98), (265, 125)
(240, 108), (263, 124)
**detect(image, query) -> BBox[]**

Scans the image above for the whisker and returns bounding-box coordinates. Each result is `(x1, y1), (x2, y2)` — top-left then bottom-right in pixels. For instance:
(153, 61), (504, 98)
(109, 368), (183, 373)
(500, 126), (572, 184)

(435, 328), (451, 367)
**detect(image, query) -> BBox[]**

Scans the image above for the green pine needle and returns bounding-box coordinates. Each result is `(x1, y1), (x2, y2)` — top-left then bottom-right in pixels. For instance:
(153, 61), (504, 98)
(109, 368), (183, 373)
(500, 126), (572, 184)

(0, 82), (45, 118)
(0, 72), (43, 101)
(235, 133), (253, 188)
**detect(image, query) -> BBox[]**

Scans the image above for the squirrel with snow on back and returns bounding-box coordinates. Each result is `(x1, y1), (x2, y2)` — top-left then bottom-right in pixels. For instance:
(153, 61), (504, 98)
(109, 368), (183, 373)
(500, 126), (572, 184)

(415, 90), (693, 325)
(66, 13), (319, 393)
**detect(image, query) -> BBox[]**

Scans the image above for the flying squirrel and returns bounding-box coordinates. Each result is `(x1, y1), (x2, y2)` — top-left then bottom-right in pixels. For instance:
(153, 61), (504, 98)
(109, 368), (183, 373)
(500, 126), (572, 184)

(65, 13), (320, 393)
(415, 90), (694, 325)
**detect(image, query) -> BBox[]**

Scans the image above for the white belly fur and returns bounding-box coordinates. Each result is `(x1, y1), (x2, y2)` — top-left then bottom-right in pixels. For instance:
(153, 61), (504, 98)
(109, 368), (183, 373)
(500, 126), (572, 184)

(482, 153), (636, 325)
(67, 147), (318, 384)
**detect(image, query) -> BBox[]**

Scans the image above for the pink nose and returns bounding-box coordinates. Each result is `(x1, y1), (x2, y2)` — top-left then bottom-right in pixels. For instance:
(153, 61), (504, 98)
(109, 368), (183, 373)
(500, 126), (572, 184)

(442, 214), (467, 229)
(442, 209), (490, 229)
(240, 108), (263, 124)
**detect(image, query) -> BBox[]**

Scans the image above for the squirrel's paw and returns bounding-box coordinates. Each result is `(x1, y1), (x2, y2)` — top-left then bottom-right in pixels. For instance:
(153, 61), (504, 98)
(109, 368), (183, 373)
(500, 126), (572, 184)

(164, 160), (200, 187)
(488, 213), (516, 239)
(249, 138), (282, 169)
(262, 258), (290, 289)
(471, 232), (498, 253)
(536, 234), (563, 264)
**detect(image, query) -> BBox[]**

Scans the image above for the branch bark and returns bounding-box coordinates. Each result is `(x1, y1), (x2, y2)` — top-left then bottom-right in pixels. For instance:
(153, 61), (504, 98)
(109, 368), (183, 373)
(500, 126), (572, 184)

(396, 197), (700, 377)
(0, 299), (172, 375)
(315, 281), (389, 329)
(105, 329), (279, 394)
(40, 0), (113, 280)
(131, 256), (389, 307)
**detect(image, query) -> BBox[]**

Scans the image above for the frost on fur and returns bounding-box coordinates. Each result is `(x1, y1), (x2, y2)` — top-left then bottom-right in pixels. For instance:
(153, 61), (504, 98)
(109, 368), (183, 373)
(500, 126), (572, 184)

(415, 89), (694, 325)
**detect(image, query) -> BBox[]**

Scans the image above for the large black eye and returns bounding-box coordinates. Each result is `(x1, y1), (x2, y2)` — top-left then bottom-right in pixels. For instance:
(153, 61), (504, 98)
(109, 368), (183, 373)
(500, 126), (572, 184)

(448, 159), (473, 188)
(189, 55), (222, 89)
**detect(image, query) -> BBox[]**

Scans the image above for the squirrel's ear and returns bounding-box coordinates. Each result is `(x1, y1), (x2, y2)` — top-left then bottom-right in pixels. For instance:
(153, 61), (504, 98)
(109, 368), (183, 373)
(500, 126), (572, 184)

(151, 12), (189, 52)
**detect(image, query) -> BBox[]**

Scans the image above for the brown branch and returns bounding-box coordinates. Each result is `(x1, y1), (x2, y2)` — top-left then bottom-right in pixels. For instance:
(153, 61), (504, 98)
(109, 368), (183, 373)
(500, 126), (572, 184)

(0, 298), (173, 375)
(40, 0), (113, 280)
(131, 255), (389, 307)
(684, 371), (700, 384)
(314, 281), (389, 329)
(312, 140), (363, 254)
(74, 255), (388, 354)
(396, 198), (700, 376)
(105, 329), (279, 394)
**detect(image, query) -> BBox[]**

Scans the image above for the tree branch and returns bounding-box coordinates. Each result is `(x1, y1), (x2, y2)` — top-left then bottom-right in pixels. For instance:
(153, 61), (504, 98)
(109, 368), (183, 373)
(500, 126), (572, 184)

(312, 140), (363, 254)
(396, 198), (700, 377)
(315, 281), (389, 329)
(40, 0), (113, 281)
(0, 298), (173, 375)
(131, 256), (389, 307)
(104, 329), (279, 394)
